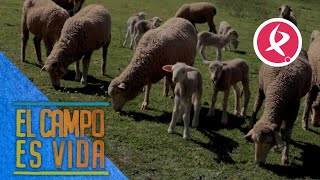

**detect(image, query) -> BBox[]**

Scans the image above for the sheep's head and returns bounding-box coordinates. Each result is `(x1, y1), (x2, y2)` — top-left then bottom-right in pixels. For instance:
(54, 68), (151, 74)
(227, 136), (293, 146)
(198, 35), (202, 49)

(72, 0), (85, 14)
(278, 4), (292, 19)
(226, 29), (238, 40)
(152, 17), (162, 28)
(208, 61), (224, 82)
(41, 61), (67, 90)
(138, 12), (146, 20)
(245, 121), (283, 165)
(162, 62), (199, 83)
(230, 38), (240, 49)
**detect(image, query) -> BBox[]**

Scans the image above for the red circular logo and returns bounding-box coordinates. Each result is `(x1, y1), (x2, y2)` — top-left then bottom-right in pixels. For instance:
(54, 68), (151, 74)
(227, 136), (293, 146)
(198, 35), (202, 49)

(253, 18), (302, 67)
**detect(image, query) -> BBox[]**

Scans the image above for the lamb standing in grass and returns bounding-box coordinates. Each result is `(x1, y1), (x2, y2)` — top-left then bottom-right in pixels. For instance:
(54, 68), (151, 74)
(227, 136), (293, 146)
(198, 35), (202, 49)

(108, 18), (197, 111)
(218, 21), (240, 51)
(52, 0), (85, 16)
(41, 4), (111, 89)
(197, 29), (238, 62)
(278, 4), (297, 26)
(21, 0), (69, 65)
(302, 31), (320, 130)
(163, 63), (202, 140)
(133, 17), (162, 49)
(205, 59), (250, 125)
(122, 12), (146, 49)
(246, 49), (311, 165)
(175, 2), (217, 33)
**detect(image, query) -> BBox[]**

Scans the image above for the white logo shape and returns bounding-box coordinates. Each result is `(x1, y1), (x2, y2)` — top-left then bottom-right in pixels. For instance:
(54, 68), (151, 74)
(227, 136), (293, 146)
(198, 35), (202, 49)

(265, 24), (290, 56)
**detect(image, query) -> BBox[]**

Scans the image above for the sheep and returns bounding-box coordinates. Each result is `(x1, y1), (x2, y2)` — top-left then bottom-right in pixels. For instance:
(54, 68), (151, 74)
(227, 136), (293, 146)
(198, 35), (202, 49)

(108, 17), (197, 111)
(52, 0), (85, 16)
(122, 12), (146, 49)
(41, 4), (111, 89)
(302, 31), (320, 130)
(175, 2), (217, 33)
(278, 4), (297, 26)
(21, 0), (69, 65)
(246, 49), (312, 165)
(218, 21), (240, 51)
(133, 17), (162, 49)
(205, 59), (250, 125)
(197, 29), (238, 62)
(162, 63), (202, 140)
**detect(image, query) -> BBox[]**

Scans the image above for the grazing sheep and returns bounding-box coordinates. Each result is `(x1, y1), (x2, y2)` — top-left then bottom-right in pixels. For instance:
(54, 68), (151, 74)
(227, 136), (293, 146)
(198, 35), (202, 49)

(197, 29), (238, 62)
(205, 59), (250, 125)
(133, 17), (162, 49)
(278, 4), (297, 26)
(21, 0), (69, 65)
(218, 21), (240, 51)
(108, 18), (197, 111)
(41, 4), (111, 89)
(122, 12), (146, 49)
(175, 2), (217, 33)
(163, 63), (202, 140)
(247, 49), (312, 165)
(302, 31), (320, 130)
(52, 0), (85, 16)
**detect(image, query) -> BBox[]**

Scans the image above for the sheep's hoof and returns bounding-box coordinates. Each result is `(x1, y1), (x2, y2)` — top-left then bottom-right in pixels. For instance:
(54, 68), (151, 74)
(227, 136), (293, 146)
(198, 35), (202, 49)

(302, 122), (308, 131)
(141, 101), (148, 110)
(207, 110), (215, 117)
(167, 128), (175, 134)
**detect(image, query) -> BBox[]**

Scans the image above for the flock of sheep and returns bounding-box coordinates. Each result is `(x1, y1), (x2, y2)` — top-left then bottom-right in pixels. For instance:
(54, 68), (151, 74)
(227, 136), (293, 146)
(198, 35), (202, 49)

(20, 0), (319, 167)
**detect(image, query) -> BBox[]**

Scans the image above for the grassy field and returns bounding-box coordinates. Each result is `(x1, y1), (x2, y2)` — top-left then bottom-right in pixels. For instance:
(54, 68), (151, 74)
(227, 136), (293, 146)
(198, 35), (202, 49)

(1, 0), (320, 179)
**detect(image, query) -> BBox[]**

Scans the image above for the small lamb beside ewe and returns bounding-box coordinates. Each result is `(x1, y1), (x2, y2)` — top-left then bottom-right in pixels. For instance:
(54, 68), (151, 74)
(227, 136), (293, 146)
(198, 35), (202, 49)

(123, 12), (146, 49)
(133, 17), (162, 49)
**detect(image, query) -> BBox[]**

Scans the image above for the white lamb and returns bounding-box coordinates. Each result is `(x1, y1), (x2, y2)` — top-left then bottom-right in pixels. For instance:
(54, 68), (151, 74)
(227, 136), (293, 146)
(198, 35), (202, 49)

(133, 17), (162, 49)
(197, 29), (238, 62)
(163, 62), (202, 140)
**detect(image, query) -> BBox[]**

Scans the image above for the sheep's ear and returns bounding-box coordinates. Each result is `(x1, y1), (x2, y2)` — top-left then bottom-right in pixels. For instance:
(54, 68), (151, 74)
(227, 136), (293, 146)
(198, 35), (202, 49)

(274, 131), (284, 146)
(118, 83), (126, 90)
(186, 66), (199, 72)
(245, 129), (254, 141)
(162, 65), (173, 72)
(159, 18), (163, 22)
(289, 7), (293, 11)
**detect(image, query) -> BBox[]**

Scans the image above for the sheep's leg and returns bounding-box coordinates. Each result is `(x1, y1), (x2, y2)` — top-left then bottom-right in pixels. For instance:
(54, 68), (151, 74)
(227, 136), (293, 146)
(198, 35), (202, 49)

(199, 45), (207, 62)
(122, 27), (130, 47)
(163, 76), (169, 97)
(168, 96), (181, 134)
(166, 74), (176, 97)
(249, 88), (265, 129)
(129, 23), (135, 49)
(302, 85), (318, 130)
(221, 88), (230, 125)
(207, 87), (218, 117)
(233, 84), (241, 116)
(80, 52), (93, 84)
(33, 37), (43, 65)
(101, 38), (110, 76)
(177, 103), (184, 123)
(141, 84), (151, 110)
(21, 28), (29, 63)
(75, 60), (81, 82)
(183, 102), (192, 140)
(241, 80), (251, 118)
(207, 17), (217, 34)
(192, 93), (201, 128)
(43, 39), (53, 58)
(216, 48), (222, 61)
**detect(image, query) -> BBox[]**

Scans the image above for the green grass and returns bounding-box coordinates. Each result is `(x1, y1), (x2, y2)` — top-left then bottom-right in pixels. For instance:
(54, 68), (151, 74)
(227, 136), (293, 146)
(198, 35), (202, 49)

(1, 0), (320, 179)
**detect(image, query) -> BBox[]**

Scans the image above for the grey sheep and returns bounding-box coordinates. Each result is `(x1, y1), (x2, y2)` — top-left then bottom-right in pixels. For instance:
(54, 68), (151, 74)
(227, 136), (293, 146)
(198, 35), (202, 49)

(108, 18), (197, 111)
(197, 29), (238, 62)
(21, 0), (69, 65)
(247, 49), (312, 165)
(302, 31), (320, 130)
(122, 12), (146, 49)
(278, 4), (297, 26)
(52, 0), (85, 16)
(41, 4), (111, 89)
(204, 59), (250, 125)
(175, 2), (217, 33)
(218, 21), (240, 51)
(163, 63), (202, 140)
(133, 17), (162, 49)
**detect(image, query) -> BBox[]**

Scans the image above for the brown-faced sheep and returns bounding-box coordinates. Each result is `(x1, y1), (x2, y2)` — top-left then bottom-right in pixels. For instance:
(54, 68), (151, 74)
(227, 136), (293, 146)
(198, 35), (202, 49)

(133, 17), (162, 49)
(302, 31), (320, 130)
(52, 0), (85, 16)
(175, 2), (217, 33)
(122, 12), (146, 49)
(21, 0), (69, 65)
(41, 4), (111, 89)
(163, 63), (202, 140)
(205, 59), (250, 125)
(108, 17), (197, 111)
(247, 49), (312, 165)
(278, 4), (297, 26)
(218, 21), (240, 51)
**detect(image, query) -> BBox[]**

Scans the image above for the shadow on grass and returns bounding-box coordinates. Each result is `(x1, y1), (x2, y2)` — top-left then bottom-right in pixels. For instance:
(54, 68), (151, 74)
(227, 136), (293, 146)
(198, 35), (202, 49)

(23, 61), (43, 68)
(262, 141), (320, 179)
(233, 50), (246, 55)
(120, 111), (172, 124)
